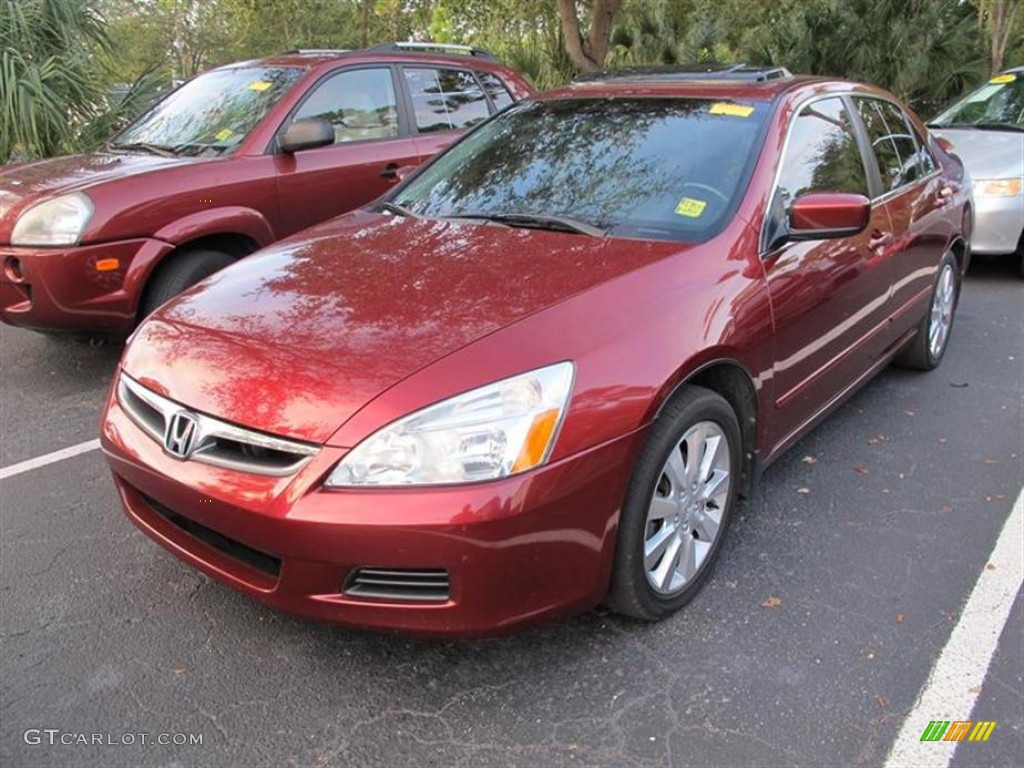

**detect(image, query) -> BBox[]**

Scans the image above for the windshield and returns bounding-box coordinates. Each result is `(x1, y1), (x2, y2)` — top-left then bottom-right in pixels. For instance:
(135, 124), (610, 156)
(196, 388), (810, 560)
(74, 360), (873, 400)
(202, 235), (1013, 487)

(391, 97), (771, 243)
(931, 73), (1024, 130)
(111, 67), (303, 156)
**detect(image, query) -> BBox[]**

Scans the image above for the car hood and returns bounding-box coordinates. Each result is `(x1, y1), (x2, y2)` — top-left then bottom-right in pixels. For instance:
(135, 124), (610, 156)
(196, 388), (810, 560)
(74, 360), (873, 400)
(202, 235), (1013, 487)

(931, 127), (1024, 179)
(123, 212), (684, 444)
(0, 152), (198, 236)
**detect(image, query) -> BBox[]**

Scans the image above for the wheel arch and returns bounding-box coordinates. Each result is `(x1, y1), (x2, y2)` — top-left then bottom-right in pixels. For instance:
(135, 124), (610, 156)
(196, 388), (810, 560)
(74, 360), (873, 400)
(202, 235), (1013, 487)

(130, 232), (262, 322)
(653, 357), (760, 499)
(124, 206), (277, 320)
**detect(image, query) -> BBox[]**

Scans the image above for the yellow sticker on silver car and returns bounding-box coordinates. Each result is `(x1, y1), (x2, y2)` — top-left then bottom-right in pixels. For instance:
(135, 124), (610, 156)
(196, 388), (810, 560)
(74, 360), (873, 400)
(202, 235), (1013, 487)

(989, 74), (1016, 84)
(676, 197), (707, 218)
(710, 102), (755, 118)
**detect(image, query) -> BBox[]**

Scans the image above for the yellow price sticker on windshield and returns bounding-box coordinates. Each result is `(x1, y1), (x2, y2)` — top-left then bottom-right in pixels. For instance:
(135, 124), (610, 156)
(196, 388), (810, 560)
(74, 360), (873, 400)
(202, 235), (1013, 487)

(248, 80), (272, 92)
(710, 102), (755, 118)
(676, 197), (707, 218)
(989, 73), (1016, 84)
(215, 128), (234, 141)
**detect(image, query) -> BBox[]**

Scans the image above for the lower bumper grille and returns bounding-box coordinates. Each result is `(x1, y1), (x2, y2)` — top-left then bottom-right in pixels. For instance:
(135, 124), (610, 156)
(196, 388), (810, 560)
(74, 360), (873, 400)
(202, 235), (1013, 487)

(141, 493), (281, 578)
(344, 567), (450, 602)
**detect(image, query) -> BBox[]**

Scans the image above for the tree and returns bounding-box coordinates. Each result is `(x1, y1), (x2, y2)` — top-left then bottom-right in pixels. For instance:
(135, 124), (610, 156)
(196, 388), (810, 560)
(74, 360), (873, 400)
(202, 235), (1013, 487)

(973, 0), (1024, 74)
(745, 0), (986, 115)
(1, 0), (111, 161)
(555, 0), (624, 73)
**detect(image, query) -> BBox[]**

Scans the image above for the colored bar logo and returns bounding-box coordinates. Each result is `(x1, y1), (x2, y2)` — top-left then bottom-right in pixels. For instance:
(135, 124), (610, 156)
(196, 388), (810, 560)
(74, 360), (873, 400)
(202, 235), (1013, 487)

(920, 721), (997, 742)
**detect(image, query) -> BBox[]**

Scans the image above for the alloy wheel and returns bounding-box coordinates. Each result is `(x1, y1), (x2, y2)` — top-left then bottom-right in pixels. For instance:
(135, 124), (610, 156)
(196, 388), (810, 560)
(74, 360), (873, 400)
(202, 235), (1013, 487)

(643, 420), (731, 595)
(928, 262), (956, 360)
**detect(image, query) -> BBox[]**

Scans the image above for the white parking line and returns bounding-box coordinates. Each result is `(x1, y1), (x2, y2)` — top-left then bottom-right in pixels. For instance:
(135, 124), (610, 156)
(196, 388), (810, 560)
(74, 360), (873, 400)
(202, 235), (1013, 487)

(0, 439), (102, 481)
(884, 487), (1024, 768)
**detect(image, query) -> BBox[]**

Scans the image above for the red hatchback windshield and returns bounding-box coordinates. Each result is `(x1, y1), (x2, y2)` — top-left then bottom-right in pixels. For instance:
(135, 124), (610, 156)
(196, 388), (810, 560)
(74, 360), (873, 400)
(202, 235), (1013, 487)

(393, 97), (771, 242)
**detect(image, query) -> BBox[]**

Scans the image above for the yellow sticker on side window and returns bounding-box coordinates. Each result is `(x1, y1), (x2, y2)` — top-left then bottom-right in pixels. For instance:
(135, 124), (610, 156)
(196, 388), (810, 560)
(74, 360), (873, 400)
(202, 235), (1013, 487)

(709, 102), (755, 118)
(989, 73), (1016, 84)
(248, 80), (272, 92)
(215, 128), (234, 141)
(675, 197), (707, 218)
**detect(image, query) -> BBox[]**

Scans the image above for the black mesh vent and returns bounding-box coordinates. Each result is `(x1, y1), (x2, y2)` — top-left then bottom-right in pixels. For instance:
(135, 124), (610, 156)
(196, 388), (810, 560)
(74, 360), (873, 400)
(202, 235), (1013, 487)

(142, 493), (281, 578)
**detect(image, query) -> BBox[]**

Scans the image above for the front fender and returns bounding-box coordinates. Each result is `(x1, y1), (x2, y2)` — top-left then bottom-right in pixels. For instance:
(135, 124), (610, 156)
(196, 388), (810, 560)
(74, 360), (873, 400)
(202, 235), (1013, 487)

(153, 206), (276, 249)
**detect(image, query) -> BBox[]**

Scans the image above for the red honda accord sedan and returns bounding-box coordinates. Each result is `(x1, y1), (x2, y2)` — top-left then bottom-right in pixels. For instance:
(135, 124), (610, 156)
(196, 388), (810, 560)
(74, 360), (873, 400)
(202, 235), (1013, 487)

(100, 66), (971, 635)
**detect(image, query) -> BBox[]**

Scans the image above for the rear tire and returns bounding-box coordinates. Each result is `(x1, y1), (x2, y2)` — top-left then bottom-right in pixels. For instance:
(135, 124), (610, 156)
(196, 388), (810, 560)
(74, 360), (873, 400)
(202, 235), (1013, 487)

(895, 251), (959, 371)
(606, 386), (741, 621)
(140, 249), (235, 318)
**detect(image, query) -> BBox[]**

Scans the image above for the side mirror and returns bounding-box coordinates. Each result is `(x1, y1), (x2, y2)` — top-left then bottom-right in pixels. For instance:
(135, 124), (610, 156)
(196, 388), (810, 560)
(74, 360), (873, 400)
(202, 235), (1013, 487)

(279, 119), (334, 153)
(788, 192), (871, 241)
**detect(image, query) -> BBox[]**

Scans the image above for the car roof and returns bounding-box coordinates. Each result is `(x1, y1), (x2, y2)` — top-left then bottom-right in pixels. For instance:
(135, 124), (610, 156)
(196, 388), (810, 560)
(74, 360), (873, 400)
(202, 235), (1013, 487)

(538, 73), (844, 103)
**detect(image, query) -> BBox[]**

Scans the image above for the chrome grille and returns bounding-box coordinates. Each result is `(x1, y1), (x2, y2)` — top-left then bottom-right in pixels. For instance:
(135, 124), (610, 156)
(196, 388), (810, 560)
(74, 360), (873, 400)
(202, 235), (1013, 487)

(117, 373), (319, 477)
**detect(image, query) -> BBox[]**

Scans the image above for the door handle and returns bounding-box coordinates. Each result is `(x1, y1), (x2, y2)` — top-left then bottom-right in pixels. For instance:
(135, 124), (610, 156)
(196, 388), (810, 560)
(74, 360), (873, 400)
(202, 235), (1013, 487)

(869, 230), (893, 250)
(380, 163), (399, 180)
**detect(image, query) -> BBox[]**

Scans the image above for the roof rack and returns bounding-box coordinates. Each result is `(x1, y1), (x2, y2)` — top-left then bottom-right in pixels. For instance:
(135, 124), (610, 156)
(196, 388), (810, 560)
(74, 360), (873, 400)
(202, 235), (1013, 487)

(576, 63), (792, 83)
(367, 41), (497, 61)
(279, 49), (351, 56)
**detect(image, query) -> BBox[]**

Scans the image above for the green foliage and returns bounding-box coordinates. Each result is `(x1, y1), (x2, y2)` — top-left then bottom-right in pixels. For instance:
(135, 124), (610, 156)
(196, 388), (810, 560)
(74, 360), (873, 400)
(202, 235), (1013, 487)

(5, 0), (1021, 162)
(743, 0), (987, 115)
(1, 0), (107, 161)
(1, 0), (164, 163)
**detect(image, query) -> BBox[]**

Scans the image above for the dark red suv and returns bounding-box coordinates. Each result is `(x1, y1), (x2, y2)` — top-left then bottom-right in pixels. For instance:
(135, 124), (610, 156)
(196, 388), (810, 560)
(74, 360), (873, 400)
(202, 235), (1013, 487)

(0, 43), (532, 334)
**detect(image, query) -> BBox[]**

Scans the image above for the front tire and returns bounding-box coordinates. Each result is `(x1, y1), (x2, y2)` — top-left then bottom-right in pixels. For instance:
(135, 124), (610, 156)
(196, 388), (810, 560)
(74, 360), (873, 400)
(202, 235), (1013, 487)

(140, 248), (236, 319)
(606, 386), (741, 621)
(895, 251), (959, 371)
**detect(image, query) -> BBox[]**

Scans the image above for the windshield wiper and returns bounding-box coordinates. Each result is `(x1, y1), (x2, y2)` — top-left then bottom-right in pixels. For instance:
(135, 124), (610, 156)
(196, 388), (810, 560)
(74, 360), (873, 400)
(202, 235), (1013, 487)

(108, 141), (178, 157)
(449, 212), (606, 237)
(378, 201), (418, 218)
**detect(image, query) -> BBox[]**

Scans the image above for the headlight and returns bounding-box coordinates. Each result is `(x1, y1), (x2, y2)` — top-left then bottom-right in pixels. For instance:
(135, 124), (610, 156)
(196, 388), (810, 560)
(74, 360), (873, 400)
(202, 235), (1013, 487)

(973, 178), (1023, 197)
(325, 361), (575, 487)
(11, 192), (94, 246)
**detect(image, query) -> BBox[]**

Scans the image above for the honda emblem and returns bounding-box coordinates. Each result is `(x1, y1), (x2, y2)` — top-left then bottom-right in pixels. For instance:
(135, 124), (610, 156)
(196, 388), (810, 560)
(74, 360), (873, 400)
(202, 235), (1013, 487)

(164, 411), (199, 459)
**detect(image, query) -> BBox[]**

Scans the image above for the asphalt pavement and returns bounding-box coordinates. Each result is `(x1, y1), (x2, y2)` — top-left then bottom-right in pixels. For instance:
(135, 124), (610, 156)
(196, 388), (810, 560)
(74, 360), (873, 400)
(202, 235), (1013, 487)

(1, 257), (1021, 768)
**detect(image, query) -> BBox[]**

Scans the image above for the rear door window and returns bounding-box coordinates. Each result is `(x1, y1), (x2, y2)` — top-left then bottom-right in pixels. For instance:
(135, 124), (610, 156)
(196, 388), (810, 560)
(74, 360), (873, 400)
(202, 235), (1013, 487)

(403, 68), (491, 133)
(855, 98), (923, 192)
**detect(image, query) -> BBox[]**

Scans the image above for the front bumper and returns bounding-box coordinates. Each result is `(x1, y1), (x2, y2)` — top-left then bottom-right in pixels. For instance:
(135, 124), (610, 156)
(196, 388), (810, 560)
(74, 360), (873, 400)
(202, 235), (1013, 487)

(101, 389), (644, 636)
(0, 238), (172, 333)
(972, 192), (1024, 255)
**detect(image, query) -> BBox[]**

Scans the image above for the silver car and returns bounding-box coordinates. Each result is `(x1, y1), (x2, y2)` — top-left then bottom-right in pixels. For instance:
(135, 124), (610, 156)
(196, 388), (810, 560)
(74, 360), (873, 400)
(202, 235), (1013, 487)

(931, 68), (1024, 275)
